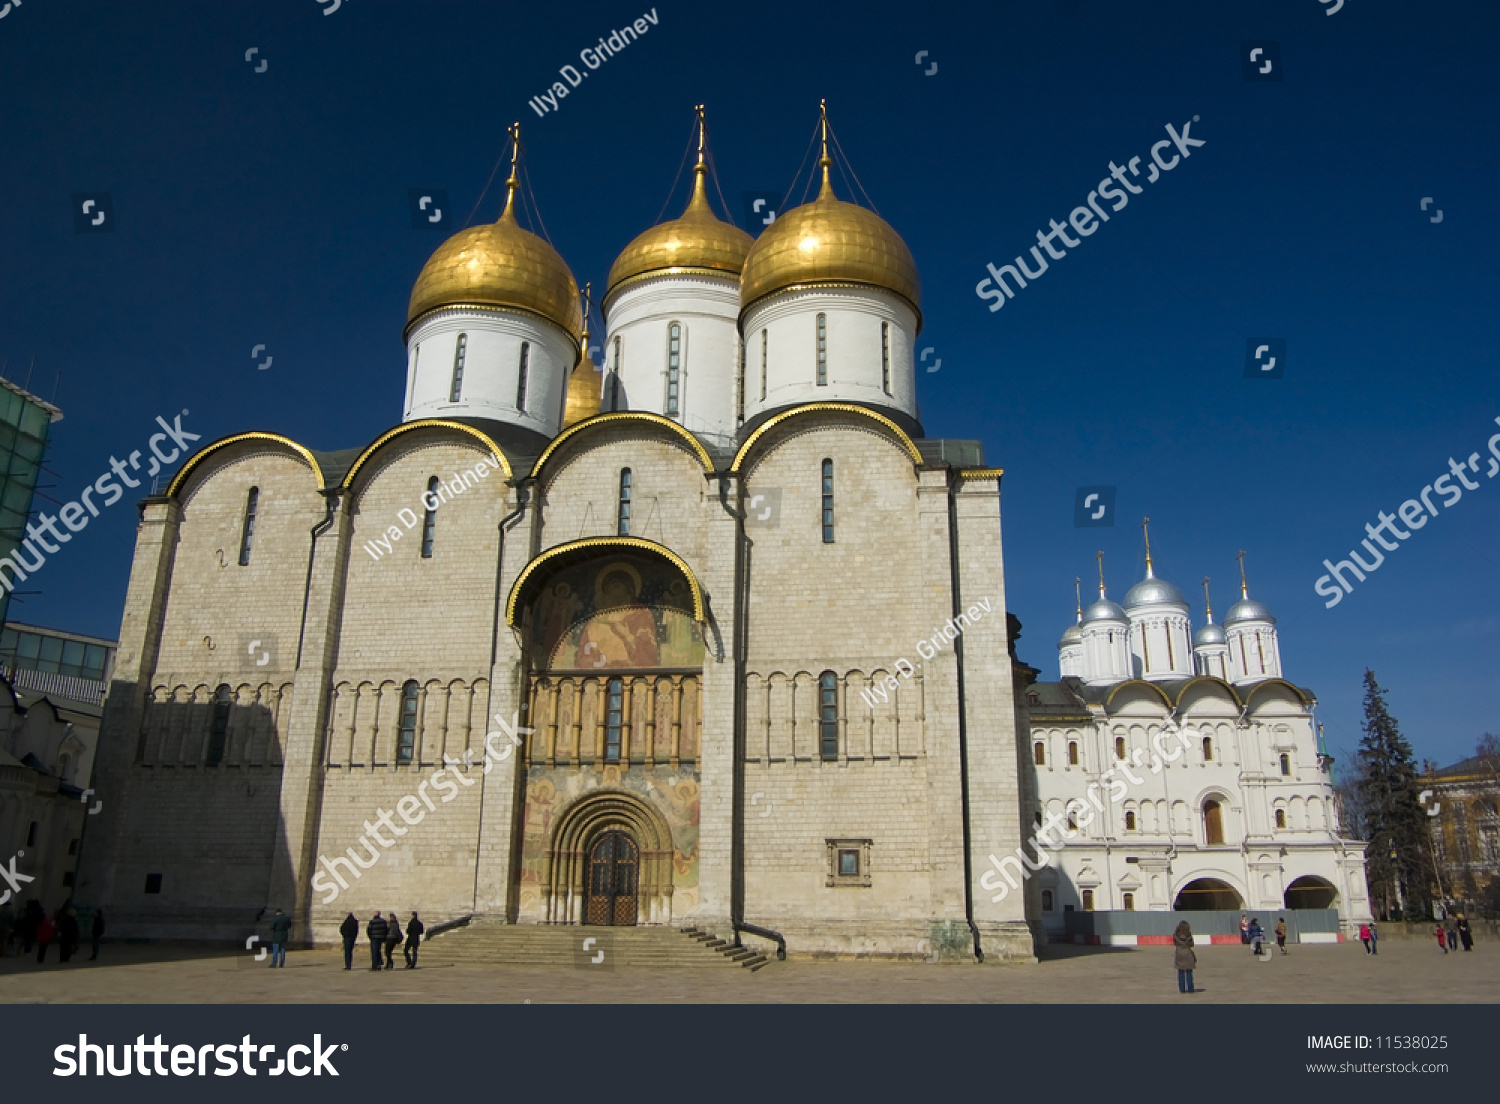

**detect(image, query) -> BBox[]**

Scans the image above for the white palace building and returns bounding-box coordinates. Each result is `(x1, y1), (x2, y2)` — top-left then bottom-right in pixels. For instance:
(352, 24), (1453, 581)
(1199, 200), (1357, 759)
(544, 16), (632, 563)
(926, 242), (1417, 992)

(1021, 546), (1371, 941)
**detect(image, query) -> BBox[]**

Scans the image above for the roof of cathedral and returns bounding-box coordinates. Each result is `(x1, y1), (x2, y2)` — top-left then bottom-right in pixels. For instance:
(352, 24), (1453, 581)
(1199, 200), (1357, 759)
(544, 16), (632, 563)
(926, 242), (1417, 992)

(406, 130), (583, 342)
(739, 105), (920, 319)
(1224, 597), (1276, 625)
(605, 162), (753, 306)
(1193, 622), (1226, 646)
(1123, 563), (1188, 609)
(1025, 676), (1315, 712)
(1430, 755), (1500, 781)
(1081, 597), (1127, 623)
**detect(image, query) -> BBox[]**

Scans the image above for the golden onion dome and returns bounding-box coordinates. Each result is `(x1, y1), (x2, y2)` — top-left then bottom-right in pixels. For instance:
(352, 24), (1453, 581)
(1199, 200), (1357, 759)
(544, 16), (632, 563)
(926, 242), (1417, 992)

(562, 292), (603, 428)
(406, 195), (583, 343)
(605, 165), (754, 306)
(739, 164), (920, 321)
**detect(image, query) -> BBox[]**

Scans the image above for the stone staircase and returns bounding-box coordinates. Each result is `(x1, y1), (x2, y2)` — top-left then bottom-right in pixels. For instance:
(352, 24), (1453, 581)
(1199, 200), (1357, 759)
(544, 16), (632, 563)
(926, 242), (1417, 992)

(422, 922), (769, 971)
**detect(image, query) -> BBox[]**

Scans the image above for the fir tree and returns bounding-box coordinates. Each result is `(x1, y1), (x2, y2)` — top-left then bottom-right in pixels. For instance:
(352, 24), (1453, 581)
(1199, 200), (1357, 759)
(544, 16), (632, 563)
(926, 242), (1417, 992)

(1355, 670), (1433, 918)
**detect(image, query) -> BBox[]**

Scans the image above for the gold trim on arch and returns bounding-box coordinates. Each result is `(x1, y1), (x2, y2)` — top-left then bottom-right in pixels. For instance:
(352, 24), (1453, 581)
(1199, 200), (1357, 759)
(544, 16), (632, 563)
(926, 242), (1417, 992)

(1243, 678), (1313, 707)
(1170, 676), (1245, 709)
(958, 468), (1006, 480)
(529, 412), (714, 480)
(506, 536), (706, 626)
(729, 403), (923, 473)
(166, 432), (326, 498)
(1103, 679), (1175, 710)
(342, 420), (513, 489)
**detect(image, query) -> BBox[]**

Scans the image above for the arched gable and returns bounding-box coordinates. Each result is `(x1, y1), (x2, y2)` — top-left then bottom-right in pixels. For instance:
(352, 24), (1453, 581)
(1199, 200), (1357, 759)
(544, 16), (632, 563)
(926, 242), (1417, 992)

(530, 412), (714, 481)
(1103, 679), (1174, 712)
(167, 433), (326, 498)
(342, 419), (514, 489)
(729, 403), (924, 474)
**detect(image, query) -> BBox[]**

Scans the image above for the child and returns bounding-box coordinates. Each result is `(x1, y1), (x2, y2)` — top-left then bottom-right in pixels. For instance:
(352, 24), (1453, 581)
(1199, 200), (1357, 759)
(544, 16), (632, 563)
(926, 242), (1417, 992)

(1436, 923), (1448, 953)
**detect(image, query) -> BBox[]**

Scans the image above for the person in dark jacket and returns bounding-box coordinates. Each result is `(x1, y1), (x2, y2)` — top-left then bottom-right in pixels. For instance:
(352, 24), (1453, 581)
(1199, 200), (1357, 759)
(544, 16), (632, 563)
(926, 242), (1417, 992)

(339, 913), (359, 970)
(35, 912), (56, 963)
(1173, 921), (1197, 993)
(1457, 913), (1473, 952)
(403, 912), (425, 969)
(19, 900), (42, 954)
(1368, 919), (1378, 954)
(1444, 913), (1458, 952)
(367, 912), (388, 971)
(1247, 917), (1264, 957)
(89, 909), (105, 960)
(57, 907), (80, 963)
(383, 911), (403, 969)
(268, 908), (291, 968)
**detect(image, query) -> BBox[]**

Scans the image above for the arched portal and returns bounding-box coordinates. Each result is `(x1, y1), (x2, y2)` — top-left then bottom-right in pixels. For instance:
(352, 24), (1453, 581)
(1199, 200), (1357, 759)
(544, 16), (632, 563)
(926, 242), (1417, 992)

(1284, 875), (1338, 910)
(539, 789), (677, 925)
(1174, 878), (1243, 911)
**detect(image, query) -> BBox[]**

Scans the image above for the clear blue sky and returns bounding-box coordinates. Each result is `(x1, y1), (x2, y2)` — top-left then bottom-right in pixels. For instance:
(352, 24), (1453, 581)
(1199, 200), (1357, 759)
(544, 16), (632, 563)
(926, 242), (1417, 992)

(2, 0), (1495, 768)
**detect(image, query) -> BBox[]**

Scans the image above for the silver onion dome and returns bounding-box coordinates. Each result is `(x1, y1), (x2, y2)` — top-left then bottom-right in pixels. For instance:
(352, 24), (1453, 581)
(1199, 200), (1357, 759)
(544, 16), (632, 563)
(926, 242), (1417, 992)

(1123, 575), (1189, 608)
(1224, 597), (1276, 625)
(1194, 622), (1226, 646)
(1059, 623), (1084, 648)
(1082, 598), (1127, 623)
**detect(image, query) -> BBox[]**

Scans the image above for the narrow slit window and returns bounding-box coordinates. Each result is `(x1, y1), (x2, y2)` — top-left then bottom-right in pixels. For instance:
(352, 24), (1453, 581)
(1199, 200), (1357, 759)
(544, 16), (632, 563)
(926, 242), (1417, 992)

(237, 487), (258, 566)
(760, 329), (767, 400)
(207, 684), (231, 765)
(881, 321), (891, 394)
(1115, 735), (1126, 760)
(815, 313), (827, 385)
(1068, 742), (1079, 766)
(421, 476), (439, 558)
(1275, 808), (1287, 829)
(1202, 737), (1213, 762)
(516, 341), (530, 411)
(1125, 811), (1137, 831)
(666, 323), (681, 417)
(617, 468), (632, 536)
(605, 678), (624, 763)
(610, 337), (622, 411)
(737, 338), (746, 424)
(821, 459), (834, 543)
(1279, 753), (1291, 776)
(449, 333), (467, 402)
(1033, 741), (1045, 766)
(819, 672), (838, 760)
(397, 681), (419, 764)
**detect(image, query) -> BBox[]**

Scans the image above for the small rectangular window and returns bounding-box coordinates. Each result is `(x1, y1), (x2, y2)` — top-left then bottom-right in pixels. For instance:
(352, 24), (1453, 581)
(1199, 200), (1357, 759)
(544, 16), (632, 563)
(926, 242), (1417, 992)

(26, 821), (38, 847)
(815, 314), (827, 386)
(62, 871), (75, 887)
(144, 873), (163, 894)
(617, 469), (632, 537)
(881, 321), (890, 394)
(450, 333), (467, 402)
(516, 341), (530, 411)
(760, 330), (767, 400)
(1122, 892), (1135, 911)
(207, 685), (231, 765)
(398, 682), (419, 764)
(610, 337), (622, 411)
(1041, 889), (1055, 912)
(821, 459), (834, 543)
(68, 838), (78, 856)
(838, 849), (859, 877)
(666, 323), (681, 417)
(819, 672), (838, 760)
(238, 487), (259, 566)
(1082, 889), (1095, 912)
(605, 678), (624, 762)
(421, 476), (439, 558)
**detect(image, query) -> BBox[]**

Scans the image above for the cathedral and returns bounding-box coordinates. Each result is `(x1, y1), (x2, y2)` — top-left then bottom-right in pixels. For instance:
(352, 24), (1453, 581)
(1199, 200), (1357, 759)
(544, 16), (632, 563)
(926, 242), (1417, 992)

(1026, 550), (1371, 941)
(77, 105), (1366, 960)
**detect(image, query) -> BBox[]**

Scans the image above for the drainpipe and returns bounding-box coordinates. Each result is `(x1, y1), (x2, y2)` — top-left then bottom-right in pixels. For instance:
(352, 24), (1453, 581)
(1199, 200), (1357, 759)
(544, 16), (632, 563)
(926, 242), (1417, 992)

(476, 479), (531, 917)
(946, 474), (984, 962)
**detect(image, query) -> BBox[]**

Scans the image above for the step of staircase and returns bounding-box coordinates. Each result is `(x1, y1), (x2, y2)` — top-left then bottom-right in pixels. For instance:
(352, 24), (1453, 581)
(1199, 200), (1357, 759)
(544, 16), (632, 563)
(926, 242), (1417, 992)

(421, 923), (761, 970)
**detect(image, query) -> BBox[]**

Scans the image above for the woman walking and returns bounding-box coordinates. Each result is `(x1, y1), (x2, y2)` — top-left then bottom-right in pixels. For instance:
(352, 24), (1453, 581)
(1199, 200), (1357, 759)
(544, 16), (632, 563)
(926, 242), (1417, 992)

(1457, 914), (1473, 952)
(1358, 922), (1372, 953)
(1173, 920), (1197, 993)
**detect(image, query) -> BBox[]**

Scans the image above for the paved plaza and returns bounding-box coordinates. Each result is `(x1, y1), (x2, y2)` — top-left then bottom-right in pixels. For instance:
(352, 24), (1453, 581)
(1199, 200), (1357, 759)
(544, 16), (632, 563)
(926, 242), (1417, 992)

(0, 938), (1493, 1004)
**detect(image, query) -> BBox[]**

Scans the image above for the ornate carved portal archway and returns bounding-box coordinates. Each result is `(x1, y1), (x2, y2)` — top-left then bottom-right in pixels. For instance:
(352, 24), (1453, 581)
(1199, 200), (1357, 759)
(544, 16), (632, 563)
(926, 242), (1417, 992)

(541, 790), (676, 925)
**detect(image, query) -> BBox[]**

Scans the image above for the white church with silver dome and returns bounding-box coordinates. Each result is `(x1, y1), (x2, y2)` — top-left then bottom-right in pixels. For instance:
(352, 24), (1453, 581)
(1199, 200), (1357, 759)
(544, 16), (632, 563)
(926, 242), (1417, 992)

(1027, 533), (1371, 941)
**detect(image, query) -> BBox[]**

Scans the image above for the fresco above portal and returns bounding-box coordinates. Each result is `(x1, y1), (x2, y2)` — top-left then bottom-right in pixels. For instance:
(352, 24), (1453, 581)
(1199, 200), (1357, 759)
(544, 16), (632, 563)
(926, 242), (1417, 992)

(530, 554), (705, 671)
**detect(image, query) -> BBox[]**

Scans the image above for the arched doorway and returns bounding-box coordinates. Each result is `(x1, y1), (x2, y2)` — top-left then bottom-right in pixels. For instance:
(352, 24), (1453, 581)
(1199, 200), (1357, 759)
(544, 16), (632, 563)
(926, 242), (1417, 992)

(585, 830), (639, 925)
(1284, 875), (1337, 909)
(1174, 878), (1242, 910)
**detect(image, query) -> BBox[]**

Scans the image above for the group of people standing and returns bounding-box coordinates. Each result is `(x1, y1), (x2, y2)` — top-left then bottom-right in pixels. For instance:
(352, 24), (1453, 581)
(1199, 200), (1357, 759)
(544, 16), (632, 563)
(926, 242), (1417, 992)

(1435, 913), (1474, 953)
(1238, 915), (1290, 956)
(0, 901), (104, 963)
(341, 911), (424, 970)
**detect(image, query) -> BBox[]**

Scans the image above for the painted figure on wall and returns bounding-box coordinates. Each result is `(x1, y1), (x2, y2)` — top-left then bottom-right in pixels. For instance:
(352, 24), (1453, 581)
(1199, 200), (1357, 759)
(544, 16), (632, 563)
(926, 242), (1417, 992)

(531, 555), (705, 671)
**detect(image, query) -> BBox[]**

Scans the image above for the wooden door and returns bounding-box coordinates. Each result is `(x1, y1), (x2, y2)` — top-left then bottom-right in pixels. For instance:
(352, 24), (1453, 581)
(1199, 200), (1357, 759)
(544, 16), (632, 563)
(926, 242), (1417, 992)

(584, 830), (638, 926)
